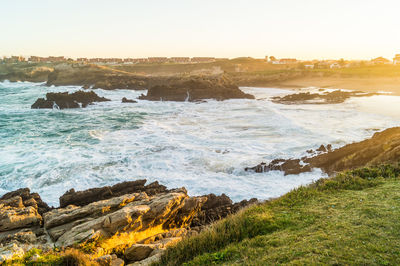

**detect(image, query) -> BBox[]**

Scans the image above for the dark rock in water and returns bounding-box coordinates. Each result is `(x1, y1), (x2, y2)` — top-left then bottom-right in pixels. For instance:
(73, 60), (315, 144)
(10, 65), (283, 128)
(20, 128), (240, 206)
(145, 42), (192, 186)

(245, 159), (311, 175)
(122, 97), (137, 103)
(139, 76), (254, 102)
(316, 145), (327, 153)
(247, 127), (400, 176)
(31, 90), (110, 109)
(191, 193), (258, 226)
(59, 180), (167, 207)
(272, 90), (378, 105)
(327, 144), (332, 152)
(0, 188), (51, 215)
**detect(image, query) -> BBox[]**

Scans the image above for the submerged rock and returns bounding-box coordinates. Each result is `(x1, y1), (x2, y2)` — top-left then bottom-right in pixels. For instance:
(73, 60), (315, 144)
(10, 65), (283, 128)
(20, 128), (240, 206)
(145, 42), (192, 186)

(31, 90), (110, 109)
(139, 76), (254, 102)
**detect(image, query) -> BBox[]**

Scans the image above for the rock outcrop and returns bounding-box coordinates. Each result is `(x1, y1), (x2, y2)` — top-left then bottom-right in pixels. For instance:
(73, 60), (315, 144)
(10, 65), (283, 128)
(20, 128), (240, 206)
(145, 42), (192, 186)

(246, 127), (400, 175)
(122, 97), (137, 103)
(31, 90), (110, 109)
(0, 180), (257, 264)
(271, 90), (378, 105)
(139, 76), (254, 102)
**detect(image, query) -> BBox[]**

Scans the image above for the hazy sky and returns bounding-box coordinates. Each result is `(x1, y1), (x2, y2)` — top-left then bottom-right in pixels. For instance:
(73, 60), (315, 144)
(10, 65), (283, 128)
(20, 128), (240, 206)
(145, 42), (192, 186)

(1, 0), (399, 60)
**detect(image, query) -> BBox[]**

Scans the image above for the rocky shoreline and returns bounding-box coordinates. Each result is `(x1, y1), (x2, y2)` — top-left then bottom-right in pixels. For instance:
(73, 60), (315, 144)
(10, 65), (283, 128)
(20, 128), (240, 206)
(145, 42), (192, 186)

(0, 180), (256, 264)
(246, 127), (400, 176)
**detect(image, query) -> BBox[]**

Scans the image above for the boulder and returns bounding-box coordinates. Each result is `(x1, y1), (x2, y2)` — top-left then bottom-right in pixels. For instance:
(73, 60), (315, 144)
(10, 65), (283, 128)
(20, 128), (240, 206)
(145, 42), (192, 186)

(31, 90), (110, 109)
(124, 244), (155, 262)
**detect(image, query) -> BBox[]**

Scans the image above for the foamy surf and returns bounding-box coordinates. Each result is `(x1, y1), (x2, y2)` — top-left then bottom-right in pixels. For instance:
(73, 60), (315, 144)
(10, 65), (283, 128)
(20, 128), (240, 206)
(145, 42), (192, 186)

(0, 81), (399, 206)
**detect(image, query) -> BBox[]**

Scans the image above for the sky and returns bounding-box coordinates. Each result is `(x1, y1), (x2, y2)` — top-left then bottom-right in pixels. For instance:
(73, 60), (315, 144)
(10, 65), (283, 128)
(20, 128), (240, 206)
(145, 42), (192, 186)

(1, 0), (400, 60)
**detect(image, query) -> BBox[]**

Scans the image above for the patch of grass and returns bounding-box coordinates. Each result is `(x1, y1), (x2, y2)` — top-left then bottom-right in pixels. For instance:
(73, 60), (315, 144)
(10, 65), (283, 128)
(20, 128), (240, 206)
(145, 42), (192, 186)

(156, 164), (400, 265)
(4, 248), (98, 265)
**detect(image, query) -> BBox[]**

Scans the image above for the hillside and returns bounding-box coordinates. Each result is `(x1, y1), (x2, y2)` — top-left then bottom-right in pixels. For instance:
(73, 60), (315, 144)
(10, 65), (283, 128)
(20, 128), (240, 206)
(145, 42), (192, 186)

(157, 164), (400, 265)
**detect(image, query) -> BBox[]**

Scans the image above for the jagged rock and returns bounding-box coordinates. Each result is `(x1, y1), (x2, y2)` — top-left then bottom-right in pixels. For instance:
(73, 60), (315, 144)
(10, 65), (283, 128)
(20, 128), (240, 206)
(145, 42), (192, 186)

(139, 76), (254, 102)
(247, 127), (400, 175)
(245, 159), (311, 175)
(0, 204), (42, 232)
(0, 180), (256, 263)
(271, 90), (378, 105)
(122, 97), (137, 103)
(31, 90), (110, 109)
(44, 190), (205, 249)
(0, 188), (50, 215)
(191, 194), (257, 226)
(306, 127), (400, 174)
(316, 145), (327, 153)
(59, 180), (167, 208)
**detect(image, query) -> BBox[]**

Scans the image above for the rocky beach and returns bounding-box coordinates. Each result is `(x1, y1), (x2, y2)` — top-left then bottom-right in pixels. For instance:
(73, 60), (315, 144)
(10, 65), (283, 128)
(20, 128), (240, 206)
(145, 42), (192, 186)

(1, 63), (400, 264)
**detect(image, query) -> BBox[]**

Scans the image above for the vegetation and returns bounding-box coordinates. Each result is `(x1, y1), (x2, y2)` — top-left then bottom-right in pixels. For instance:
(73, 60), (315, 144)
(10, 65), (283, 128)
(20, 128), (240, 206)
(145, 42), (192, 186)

(4, 248), (97, 266)
(156, 164), (400, 265)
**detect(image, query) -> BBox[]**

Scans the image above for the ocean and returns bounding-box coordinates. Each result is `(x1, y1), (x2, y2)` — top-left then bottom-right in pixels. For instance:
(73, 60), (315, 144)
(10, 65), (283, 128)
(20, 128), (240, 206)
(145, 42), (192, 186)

(1, 81), (399, 206)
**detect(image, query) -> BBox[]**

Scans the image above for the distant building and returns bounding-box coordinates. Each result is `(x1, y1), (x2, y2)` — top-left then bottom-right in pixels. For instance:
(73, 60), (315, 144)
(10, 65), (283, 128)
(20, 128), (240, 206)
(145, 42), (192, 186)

(170, 57), (190, 63)
(279, 58), (297, 64)
(191, 57), (215, 63)
(77, 58), (88, 62)
(393, 54), (400, 65)
(148, 57), (168, 63)
(314, 61), (330, 69)
(330, 63), (341, 69)
(4, 56), (25, 63)
(304, 64), (314, 69)
(371, 57), (391, 65)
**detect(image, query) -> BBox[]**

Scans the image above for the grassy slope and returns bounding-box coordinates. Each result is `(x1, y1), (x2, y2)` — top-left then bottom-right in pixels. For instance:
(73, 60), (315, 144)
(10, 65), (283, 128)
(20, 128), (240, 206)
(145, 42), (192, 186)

(156, 165), (400, 265)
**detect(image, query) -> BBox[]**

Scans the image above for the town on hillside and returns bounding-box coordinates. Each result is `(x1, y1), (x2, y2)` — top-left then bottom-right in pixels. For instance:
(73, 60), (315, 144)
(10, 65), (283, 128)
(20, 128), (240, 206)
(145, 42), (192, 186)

(1, 54), (400, 69)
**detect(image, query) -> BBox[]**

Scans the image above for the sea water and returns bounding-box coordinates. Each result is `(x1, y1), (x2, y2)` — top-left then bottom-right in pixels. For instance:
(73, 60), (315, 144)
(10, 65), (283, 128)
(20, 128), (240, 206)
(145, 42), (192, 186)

(0, 81), (399, 206)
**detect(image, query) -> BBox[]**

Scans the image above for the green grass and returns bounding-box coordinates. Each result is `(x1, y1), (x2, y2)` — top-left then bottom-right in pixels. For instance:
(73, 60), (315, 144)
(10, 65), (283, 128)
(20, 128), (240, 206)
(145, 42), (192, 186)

(156, 164), (400, 265)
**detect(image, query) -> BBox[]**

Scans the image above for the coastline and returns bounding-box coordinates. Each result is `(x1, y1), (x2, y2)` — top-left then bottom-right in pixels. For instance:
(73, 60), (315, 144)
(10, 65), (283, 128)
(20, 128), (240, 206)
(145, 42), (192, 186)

(240, 76), (400, 96)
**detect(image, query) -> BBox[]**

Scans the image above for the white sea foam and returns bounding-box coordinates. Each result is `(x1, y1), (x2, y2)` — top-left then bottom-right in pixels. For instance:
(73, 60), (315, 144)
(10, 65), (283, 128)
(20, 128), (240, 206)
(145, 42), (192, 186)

(0, 82), (399, 206)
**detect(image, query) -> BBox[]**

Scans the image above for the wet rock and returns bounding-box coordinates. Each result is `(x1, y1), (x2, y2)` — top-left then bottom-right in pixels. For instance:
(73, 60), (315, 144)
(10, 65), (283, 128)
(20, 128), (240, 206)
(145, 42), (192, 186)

(31, 90), (110, 109)
(245, 159), (311, 176)
(272, 90), (378, 105)
(139, 76), (254, 102)
(248, 127), (400, 176)
(306, 127), (400, 174)
(59, 180), (167, 208)
(316, 145), (327, 153)
(122, 97), (137, 103)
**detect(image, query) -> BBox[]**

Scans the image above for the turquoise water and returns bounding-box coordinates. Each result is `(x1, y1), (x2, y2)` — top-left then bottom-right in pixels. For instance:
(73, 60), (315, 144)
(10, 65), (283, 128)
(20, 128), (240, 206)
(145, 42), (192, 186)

(1, 81), (399, 206)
